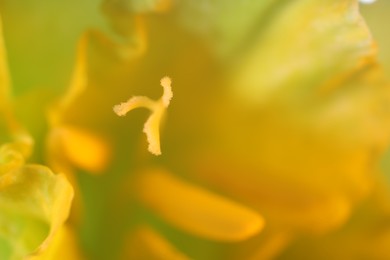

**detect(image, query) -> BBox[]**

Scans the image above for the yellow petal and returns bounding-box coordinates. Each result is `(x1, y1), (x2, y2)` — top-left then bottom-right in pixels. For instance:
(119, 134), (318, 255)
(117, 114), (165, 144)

(248, 232), (291, 260)
(278, 191), (390, 259)
(123, 226), (189, 260)
(53, 126), (111, 174)
(137, 169), (265, 242)
(0, 143), (24, 178)
(0, 15), (32, 147)
(0, 16), (10, 106)
(194, 156), (353, 234)
(0, 144), (74, 259)
(29, 226), (82, 260)
(54, 33), (89, 121)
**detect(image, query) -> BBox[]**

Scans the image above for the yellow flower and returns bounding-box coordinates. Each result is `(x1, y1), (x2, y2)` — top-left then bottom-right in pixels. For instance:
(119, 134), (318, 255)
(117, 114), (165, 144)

(1, 0), (390, 259)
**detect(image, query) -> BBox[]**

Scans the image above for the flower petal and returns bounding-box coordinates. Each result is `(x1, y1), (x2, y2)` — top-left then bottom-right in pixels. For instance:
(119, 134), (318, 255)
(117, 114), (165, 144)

(49, 126), (111, 174)
(123, 226), (189, 260)
(137, 169), (265, 242)
(0, 144), (73, 259)
(231, 1), (375, 104)
(0, 16), (10, 106)
(29, 226), (82, 260)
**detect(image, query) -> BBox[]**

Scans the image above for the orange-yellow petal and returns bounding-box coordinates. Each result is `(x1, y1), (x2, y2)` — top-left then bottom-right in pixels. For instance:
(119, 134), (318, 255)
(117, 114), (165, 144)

(29, 226), (82, 260)
(123, 226), (189, 260)
(137, 169), (265, 242)
(0, 16), (10, 105)
(0, 143), (74, 259)
(52, 126), (111, 174)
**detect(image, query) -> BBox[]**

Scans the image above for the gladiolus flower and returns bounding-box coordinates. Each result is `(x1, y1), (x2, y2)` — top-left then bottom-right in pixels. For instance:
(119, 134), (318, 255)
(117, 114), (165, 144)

(1, 0), (390, 259)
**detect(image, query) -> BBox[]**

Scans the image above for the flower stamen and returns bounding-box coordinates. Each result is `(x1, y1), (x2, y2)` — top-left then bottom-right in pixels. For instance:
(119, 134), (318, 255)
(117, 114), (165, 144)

(113, 77), (173, 155)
